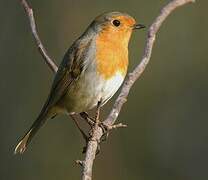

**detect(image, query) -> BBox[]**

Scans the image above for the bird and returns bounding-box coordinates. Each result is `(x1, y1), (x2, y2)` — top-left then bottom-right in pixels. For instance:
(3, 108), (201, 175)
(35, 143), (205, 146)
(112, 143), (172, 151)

(14, 11), (145, 154)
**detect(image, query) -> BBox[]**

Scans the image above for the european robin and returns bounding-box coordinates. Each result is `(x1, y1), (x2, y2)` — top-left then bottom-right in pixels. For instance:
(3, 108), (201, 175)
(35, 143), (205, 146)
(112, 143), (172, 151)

(15, 11), (145, 154)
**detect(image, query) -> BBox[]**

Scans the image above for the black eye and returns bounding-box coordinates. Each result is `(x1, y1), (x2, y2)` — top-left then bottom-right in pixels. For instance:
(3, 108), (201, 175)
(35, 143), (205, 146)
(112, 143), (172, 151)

(112, 19), (120, 27)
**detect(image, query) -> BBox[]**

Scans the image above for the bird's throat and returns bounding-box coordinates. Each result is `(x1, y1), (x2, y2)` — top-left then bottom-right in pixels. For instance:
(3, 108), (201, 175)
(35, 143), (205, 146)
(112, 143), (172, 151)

(95, 31), (129, 80)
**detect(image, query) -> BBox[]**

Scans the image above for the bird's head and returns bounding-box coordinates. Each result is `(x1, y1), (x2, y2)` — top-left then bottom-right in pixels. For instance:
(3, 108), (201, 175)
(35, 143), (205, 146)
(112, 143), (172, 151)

(90, 11), (145, 46)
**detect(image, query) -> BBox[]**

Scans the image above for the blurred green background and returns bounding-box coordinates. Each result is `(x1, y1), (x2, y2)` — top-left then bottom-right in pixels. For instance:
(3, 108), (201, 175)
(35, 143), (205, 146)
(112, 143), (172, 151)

(0, 0), (207, 180)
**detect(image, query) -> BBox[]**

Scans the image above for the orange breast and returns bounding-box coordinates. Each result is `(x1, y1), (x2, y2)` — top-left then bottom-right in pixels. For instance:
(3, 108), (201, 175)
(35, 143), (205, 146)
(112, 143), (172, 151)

(95, 30), (129, 80)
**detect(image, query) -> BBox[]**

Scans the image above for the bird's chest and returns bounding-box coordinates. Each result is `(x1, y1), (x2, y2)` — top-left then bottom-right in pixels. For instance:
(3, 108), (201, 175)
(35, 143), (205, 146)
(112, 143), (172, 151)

(63, 34), (129, 113)
(95, 32), (129, 80)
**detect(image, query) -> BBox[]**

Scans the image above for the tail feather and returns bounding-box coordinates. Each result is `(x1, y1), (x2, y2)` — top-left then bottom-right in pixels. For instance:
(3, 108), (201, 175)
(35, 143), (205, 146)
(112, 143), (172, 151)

(14, 109), (52, 155)
(14, 129), (33, 154)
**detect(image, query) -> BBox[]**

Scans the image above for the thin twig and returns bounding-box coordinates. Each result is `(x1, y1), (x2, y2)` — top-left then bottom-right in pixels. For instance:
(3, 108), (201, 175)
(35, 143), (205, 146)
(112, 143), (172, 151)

(18, 0), (195, 180)
(81, 0), (195, 180)
(19, 0), (58, 73)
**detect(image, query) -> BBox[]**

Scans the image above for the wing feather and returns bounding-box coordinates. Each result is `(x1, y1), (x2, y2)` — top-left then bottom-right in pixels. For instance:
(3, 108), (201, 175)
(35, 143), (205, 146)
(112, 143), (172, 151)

(43, 38), (92, 110)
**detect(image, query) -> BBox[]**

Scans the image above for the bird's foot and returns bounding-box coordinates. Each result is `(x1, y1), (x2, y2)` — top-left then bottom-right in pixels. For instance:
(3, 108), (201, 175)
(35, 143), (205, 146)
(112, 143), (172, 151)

(80, 112), (102, 154)
(80, 112), (95, 128)
(80, 112), (127, 154)
(81, 99), (127, 154)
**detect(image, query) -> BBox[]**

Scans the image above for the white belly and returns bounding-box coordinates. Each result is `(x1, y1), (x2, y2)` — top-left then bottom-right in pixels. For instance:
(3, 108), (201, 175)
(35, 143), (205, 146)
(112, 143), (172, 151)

(63, 71), (125, 113)
(99, 72), (124, 105)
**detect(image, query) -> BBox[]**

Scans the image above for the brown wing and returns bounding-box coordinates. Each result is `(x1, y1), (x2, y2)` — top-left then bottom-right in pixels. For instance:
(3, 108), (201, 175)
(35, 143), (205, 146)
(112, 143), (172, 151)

(43, 35), (95, 111)
(14, 37), (94, 154)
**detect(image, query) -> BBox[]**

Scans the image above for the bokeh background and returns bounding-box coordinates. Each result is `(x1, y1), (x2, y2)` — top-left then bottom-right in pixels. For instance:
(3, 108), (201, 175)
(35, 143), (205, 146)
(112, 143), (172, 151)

(0, 0), (207, 180)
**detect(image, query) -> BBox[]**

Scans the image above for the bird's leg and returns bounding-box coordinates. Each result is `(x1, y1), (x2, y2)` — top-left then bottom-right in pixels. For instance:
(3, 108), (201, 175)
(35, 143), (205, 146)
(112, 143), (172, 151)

(94, 100), (102, 126)
(79, 108), (102, 154)
(89, 100), (103, 154)
(79, 99), (102, 132)
(79, 100), (117, 154)
(70, 114), (89, 153)
(92, 100), (110, 142)
(80, 107), (102, 154)
(94, 100), (127, 142)
(80, 112), (95, 127)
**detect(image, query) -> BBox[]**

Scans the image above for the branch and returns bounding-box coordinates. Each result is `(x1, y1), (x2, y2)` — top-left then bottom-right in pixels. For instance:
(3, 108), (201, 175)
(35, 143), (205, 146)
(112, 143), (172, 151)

(105, 0), (195, 126)
(19, 0), (58, 73)
(18, 0), (195, 180)
(81, 0), (195, 179)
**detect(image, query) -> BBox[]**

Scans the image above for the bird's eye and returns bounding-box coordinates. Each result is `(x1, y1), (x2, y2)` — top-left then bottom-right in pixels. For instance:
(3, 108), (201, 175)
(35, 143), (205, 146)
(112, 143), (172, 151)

(112, 19), (120, 27)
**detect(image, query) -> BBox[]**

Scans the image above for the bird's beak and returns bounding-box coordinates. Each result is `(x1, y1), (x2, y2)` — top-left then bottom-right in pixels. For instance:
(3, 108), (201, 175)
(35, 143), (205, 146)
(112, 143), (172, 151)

(133, 24), (146, 30)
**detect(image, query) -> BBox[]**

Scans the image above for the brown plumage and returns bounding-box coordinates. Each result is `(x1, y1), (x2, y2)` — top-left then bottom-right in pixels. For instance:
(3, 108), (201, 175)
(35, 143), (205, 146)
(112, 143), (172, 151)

(14, 11), (145, 154)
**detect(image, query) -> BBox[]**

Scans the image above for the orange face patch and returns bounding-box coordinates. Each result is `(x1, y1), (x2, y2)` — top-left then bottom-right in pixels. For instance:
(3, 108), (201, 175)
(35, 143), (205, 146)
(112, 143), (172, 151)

(95, 30), (130, 79)
(94, 14), (137, 79)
